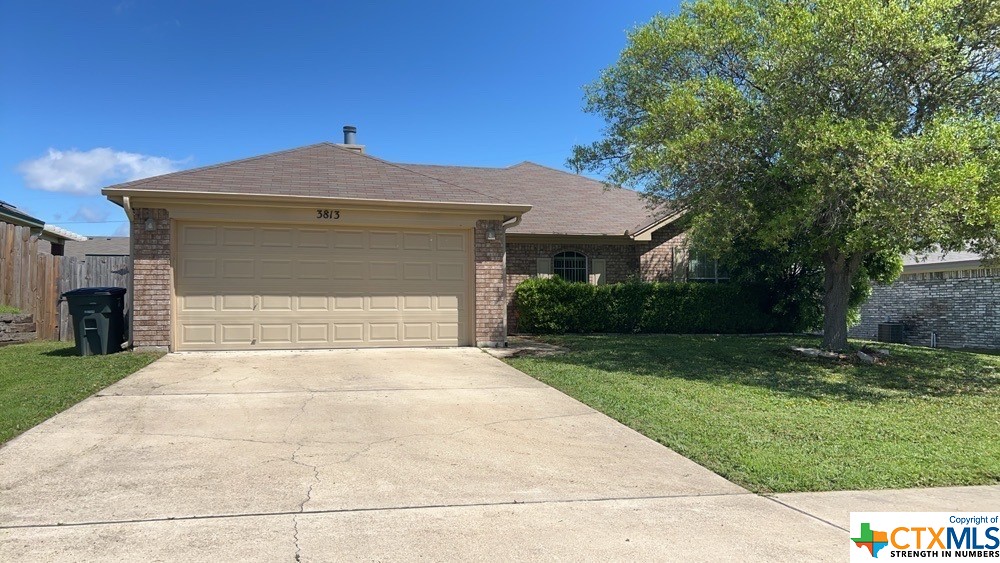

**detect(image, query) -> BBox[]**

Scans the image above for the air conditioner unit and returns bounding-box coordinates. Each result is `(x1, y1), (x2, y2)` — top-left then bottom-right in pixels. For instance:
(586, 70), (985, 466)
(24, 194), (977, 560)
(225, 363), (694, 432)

(877, 322), (905, 344)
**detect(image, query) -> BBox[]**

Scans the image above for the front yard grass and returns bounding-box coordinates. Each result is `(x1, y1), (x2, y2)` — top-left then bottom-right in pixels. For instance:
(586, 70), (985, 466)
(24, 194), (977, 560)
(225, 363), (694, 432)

(0, 341), (163, 444)
(506, 334), (1000, 493)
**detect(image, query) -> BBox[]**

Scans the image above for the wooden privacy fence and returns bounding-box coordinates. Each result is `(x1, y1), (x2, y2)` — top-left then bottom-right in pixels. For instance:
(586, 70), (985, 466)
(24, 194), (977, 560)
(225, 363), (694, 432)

(0, 223), (130, 341)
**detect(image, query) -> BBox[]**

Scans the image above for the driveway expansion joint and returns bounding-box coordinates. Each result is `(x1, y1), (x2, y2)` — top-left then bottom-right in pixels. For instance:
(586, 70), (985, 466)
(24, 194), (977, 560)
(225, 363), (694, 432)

(94, 385), (548, 398)
(0, 491), (756, 531)
(763, 495), (850, 533)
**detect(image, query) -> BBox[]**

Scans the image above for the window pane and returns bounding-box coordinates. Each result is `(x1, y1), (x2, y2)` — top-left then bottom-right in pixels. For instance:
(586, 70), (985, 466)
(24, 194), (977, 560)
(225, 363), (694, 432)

(553, 252), (588, 283)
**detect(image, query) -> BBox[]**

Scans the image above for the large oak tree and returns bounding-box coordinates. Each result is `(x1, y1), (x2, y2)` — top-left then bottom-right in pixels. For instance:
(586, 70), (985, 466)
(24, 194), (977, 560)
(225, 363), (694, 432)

(571, 0), (1000, 350)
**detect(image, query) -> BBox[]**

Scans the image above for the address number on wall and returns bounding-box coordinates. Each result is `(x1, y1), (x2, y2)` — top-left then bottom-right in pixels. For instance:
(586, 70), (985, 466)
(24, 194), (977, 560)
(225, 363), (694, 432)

(316, 209), (341, 219)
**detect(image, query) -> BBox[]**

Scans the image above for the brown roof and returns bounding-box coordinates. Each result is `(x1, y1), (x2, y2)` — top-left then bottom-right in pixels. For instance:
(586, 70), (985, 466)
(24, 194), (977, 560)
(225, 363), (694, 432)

(103, 142), (666, 236)
(103, 143), (509, 206)
(398, 162), (659, 235)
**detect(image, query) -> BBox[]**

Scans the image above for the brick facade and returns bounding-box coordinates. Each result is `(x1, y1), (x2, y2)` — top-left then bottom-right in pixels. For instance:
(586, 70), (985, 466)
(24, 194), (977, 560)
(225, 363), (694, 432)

(474, 219), (507, 346)
(638, 222), (688, 282)
(505, 224), (687, 333)
(131, 208), (172, 350)
(849, 271), (1000, 350)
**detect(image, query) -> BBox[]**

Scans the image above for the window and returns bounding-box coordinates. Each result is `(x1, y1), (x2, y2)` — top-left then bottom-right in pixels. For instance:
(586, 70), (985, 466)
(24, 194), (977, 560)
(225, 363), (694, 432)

(553, 251), (588, 283)
(687, 250), (729, 283)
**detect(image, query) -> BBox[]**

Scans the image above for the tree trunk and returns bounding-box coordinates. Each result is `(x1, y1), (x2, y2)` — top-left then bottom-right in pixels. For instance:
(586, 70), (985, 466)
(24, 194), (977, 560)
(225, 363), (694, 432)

(820, 250), (862, 351)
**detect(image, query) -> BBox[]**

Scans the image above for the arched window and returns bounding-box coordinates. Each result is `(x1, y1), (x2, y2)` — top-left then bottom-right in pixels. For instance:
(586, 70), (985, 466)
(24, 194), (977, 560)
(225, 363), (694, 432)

(553, 251), (588, 283)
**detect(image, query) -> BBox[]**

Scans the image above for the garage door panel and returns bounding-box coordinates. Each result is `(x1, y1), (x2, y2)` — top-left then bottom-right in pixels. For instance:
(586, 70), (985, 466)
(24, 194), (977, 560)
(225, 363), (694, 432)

(260, 295), (293, 311)
(220, 324), (254, 344)
(298, 229), (330, 248)
(176, 224), (470, 350)
(403, 262), (433, 280)
(369, 262), (398, 280)
(333, 230), (365, 249)
(222, 259), (254, 279)
(297, 323), (330, 343)
(436, 233), (465, 251)
(259, 324), (293, 344)
(182, 225), (218, 246)
(260, 259), (293, 279)
(222, 227), (255, 246)
(260, 228), (293, 247)
(333, 262), (365, 280)
(369, 231), (400, 249)
(369, 323), (399, 341)
(403, 232), (433, 250)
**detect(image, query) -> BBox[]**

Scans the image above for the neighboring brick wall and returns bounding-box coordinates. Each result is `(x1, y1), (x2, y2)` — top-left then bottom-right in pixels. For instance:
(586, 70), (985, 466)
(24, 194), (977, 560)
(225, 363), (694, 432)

(475, 220), (506, 346)
(849, 274), (1000, 349)
(638, 222), (688, 282)
(131, 208), (172, 350)
(506, 240), (640, 333)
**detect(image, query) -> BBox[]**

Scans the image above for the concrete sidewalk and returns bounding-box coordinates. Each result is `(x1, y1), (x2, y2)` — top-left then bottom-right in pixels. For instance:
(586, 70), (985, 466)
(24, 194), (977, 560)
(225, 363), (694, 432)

(0, 348), (994, 561)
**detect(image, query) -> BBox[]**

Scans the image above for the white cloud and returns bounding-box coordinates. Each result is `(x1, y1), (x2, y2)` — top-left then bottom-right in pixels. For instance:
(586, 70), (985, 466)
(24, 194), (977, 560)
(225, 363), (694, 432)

(18, 148), (184, 195)
(69, 205), (110, 223)
(113, 223), (131, 236)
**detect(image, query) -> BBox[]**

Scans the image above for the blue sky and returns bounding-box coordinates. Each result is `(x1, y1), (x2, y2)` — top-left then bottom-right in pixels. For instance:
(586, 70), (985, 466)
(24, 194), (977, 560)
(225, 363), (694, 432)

(1, 0), (676, 236)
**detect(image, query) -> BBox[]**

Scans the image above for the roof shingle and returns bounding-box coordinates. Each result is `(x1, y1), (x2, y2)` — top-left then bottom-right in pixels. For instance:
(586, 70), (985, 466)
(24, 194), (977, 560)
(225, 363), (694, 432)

(103, 142), (666, 236)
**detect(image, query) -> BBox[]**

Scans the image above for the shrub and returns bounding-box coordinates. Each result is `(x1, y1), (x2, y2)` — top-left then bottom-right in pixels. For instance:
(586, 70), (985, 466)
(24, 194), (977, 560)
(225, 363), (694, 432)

(513, 277), (786, 335)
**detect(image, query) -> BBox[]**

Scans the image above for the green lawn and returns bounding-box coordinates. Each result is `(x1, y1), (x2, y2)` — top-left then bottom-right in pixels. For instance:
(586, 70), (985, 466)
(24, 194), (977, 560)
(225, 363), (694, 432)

(506, 334), (1000, 493)
(0, 341), (163, 444)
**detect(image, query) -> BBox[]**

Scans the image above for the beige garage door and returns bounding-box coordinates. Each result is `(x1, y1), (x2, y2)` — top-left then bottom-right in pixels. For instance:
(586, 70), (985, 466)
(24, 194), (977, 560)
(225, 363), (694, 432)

(174, 223), (471, 351)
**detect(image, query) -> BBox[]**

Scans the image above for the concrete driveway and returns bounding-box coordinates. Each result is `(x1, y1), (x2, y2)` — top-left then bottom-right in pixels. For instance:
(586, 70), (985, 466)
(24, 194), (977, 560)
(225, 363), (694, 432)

(0, 348), (848, 561)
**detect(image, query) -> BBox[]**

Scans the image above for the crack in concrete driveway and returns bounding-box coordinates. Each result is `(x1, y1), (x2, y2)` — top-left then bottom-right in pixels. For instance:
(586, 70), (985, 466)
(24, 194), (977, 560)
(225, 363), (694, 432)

(8, 347), (977, 561)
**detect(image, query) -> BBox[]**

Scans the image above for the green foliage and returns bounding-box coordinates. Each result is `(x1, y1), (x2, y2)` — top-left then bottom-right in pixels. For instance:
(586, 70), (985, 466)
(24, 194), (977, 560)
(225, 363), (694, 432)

(513, 277), (784, 334)
(0, 305), (21, 314)
(570, 0), (1000, 348)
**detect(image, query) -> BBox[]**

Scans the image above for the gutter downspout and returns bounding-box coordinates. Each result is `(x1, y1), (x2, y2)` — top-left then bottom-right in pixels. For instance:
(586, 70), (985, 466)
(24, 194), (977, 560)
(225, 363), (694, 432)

(499, 215), (522, 346)
(122, 196), (135, 349)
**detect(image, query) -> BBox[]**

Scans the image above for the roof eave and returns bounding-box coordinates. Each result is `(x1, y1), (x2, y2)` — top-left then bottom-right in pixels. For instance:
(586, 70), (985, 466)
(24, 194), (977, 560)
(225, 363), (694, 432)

(627, 209), (687, 241)
(103, 188), (532, 215)
(902, 260), (984, 274)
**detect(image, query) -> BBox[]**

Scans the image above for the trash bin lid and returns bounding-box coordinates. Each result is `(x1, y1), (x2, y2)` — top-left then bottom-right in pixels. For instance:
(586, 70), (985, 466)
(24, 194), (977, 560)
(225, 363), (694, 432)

(62, 287), (127, 297)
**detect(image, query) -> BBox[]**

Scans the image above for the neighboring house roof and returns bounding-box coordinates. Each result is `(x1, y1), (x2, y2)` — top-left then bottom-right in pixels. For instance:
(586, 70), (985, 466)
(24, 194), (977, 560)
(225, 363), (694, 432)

(398, 162), (667, 236)
(64, 236), (130, 260)
(103, 143), (513, 207)
(42, 225), (87, 243)
(103, 141), (673, 237)
(903, 250), (985, 273)
(0, 200), (86, 243)
(0, 200), (45, 229)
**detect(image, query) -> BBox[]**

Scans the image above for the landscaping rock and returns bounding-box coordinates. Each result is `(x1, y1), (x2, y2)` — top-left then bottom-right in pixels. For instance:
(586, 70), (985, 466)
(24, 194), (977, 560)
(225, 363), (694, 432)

(790, 346), (821, 357)
(0, 313), (36, 344)
(857, 351), (876, 364)
(484, 337), (567, 359)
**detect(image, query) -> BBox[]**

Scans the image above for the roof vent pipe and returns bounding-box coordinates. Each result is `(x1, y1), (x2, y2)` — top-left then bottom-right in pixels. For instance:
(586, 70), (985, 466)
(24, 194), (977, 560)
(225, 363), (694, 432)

(343, 125), (357, 145)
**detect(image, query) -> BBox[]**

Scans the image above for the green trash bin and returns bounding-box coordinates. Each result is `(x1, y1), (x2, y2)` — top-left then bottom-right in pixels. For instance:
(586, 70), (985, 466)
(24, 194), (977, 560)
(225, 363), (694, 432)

(62, 287), (127, 356)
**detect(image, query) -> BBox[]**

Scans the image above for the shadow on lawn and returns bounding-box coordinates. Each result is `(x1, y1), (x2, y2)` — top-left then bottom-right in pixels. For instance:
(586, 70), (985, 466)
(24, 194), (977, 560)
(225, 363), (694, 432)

(532, 334), (1000, 402)
(41, 347), (80, 358)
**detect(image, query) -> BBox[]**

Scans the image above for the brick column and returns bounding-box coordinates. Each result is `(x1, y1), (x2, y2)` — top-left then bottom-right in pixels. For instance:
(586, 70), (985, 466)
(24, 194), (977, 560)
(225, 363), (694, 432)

(474, 219), (506, 347)
(131, 208), (172, 350)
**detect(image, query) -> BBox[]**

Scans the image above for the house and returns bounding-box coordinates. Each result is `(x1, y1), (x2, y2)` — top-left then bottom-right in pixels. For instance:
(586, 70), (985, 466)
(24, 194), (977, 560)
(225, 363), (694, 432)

(63, 236), (130, 263)
(850, 251), (998, 349)
(0, 200), (87, 254)
(101, 127), (689, 352)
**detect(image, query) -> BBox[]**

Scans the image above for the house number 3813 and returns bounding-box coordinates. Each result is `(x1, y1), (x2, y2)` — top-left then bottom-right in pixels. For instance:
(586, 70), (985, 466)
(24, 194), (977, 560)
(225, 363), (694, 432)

(316, 209), (341, 219)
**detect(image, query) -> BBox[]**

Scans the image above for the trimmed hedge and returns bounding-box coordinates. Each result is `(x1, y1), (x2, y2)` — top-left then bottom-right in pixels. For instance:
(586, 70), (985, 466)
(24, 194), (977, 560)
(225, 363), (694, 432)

(513, 277), (785, 334)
